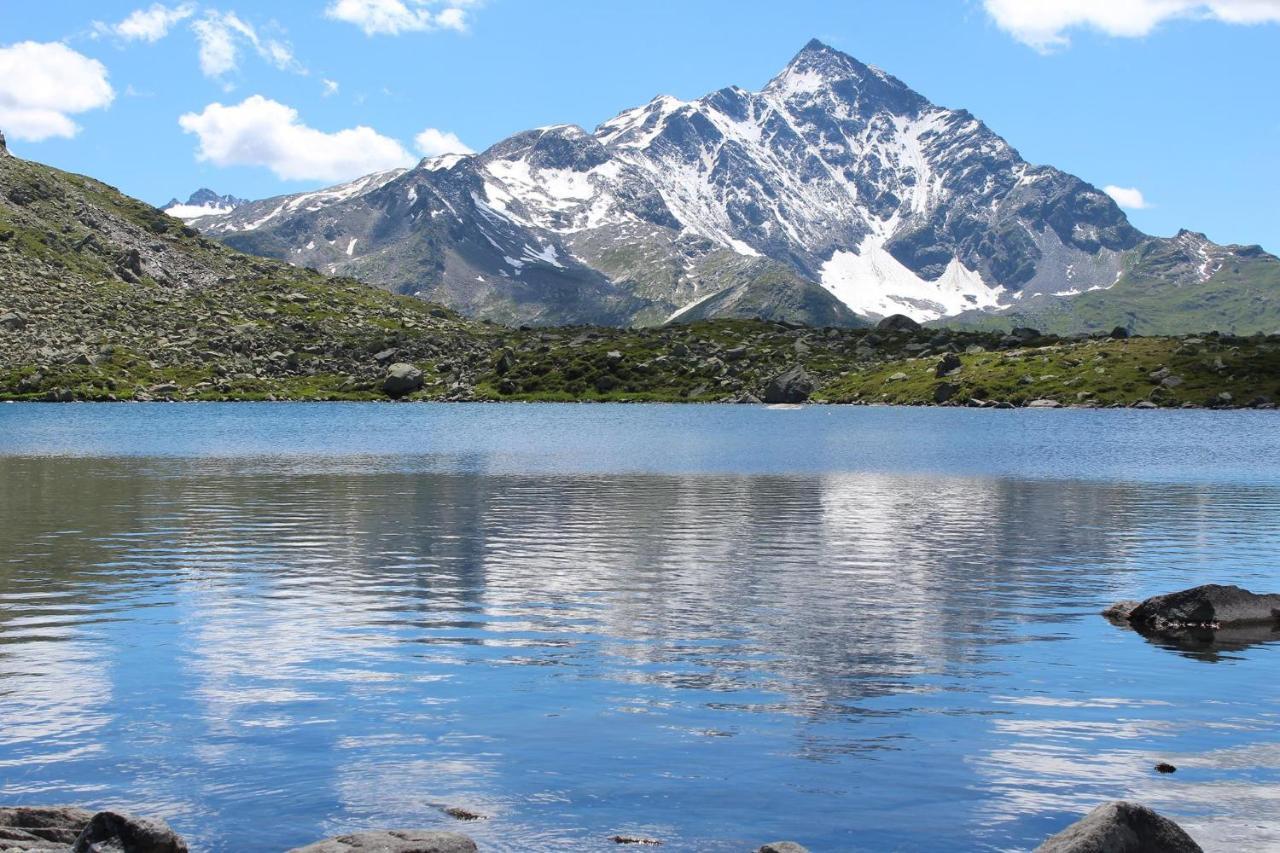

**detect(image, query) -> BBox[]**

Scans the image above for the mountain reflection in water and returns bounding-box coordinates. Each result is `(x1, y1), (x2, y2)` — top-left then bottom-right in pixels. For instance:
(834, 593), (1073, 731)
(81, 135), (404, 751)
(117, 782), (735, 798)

(1, 442), (1278, 851)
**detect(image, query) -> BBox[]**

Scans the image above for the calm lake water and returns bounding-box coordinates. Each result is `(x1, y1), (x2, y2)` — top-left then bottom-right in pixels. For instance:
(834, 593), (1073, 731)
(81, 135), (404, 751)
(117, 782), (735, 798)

(1, 403), (1278, 852)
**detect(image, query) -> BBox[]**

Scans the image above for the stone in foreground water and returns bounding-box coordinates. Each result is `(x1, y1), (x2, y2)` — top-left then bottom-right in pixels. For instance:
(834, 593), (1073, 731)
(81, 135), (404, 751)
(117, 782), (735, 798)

(1034, 801), (1202, 853)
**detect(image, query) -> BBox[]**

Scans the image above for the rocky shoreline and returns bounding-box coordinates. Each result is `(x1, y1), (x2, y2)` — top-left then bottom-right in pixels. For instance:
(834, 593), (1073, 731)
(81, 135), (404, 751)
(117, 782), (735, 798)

(4, 313), (1279, 409)
(0, 800), (1209, 852)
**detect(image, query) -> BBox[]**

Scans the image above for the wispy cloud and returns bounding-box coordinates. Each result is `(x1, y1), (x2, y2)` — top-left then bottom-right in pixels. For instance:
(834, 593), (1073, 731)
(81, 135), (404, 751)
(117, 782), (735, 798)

(414, 127), (472, 157)
(1104, 185), (1152, 211)
(984, 0), (1280, 52)
(192, 10), (306, 85)
(325, 0), (480, 36)
(179, 95), (414, 181)
(0, 41), (115, 141)
(93, 3), (196, 43)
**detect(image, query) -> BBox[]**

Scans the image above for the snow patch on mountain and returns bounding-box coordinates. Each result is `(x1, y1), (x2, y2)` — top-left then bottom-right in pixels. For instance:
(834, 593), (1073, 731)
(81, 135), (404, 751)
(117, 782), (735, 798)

(165, 202), (237, 220)
(821, 238), (1004, 321)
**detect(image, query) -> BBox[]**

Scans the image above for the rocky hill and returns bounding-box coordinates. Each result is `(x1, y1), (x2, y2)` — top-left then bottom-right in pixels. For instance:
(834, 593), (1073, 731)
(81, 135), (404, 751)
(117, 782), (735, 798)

(2, 141), (1277, 408)
(0, 141), (489, 402)
(183, 40), (1280, 334)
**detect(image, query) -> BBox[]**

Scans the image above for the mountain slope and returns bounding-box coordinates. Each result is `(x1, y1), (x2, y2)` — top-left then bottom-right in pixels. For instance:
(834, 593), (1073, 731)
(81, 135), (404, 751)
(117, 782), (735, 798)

(186, 40), (1280, 333)
(0, 140), (489, 401)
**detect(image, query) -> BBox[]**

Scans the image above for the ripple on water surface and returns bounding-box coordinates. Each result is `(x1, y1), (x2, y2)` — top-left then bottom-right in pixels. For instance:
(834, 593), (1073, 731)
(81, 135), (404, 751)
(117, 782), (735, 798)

(0, 405), (1277, 851)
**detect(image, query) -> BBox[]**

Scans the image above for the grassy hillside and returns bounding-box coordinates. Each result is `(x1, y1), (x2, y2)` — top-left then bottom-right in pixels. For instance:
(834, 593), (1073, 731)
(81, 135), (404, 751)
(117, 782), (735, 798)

(0, 151), (488, 402)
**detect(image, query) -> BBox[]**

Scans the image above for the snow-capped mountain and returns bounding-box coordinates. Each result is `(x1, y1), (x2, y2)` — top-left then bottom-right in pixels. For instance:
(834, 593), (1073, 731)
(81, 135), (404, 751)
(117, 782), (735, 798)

(163, 188), (250, 220)
(187, 40), (1279, 331)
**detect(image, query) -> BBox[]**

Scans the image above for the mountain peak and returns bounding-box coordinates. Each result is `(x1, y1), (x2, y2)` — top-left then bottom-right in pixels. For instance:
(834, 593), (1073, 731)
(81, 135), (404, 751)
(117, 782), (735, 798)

(162, 189), (248, 220)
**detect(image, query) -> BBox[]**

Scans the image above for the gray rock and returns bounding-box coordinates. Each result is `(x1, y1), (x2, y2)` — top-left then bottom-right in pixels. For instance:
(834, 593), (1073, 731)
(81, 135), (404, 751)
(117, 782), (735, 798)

(1027, 399), (1062, 408)
(1011, 326), (1042, 341)
(1102, 600), (1142, 623)
(757, 843), (809, 853)
(886, 372), (909, 382)
(1129, 584), (1280, 629)
(287, 831), (478, 853)
(763, 365), (814, 404)
(71, 811), (188, 853)
(0, 312), (26, 331)
(0, 806), (94, 850)
(933, 382), (960, 404)
(876, 314), (921, 333)
(1160, 375), (1184, 389)
(382, 363), (424, 398)
(1034, 801), (1202, 852)
(935, 352), (962, 378)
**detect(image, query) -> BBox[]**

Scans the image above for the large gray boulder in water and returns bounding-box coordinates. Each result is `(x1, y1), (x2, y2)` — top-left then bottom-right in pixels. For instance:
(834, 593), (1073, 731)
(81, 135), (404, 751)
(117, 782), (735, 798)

(763, 365), (815, 404)
(71, 811), (188, 853)
(1034, 801), (1202, 853)
(757, 843), (810, 853)
(0, 806), (95, 850)
(287, 830), (478, 853)
(1128, 584), (1280, 629)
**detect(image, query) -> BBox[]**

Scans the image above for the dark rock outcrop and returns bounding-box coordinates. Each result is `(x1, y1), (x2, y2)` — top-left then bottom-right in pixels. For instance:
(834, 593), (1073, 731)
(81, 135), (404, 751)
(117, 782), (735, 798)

(877, 314), (922, 333)
(763, 365), (814, 403)
(1034, 801), (1202, 852)
(72, 811), (188, 853)
(287, 830), (478, 853)
(1128, 584), (1280, 630)
(0, 806), (94, 850)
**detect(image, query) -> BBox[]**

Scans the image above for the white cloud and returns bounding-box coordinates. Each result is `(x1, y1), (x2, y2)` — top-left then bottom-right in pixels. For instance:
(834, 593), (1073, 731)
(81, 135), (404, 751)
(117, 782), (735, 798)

(984, 0), (1280, 51)
(0, 42), (115, 142)
(326, 0), (479, 36)
(178, 95), (414, 181)
(414, 127), (473, 157)
(95, 3), (196, 43)
(322, 78), (341, 97)
(192, 10), (305, 82)
(1104, 185), (1152, 210)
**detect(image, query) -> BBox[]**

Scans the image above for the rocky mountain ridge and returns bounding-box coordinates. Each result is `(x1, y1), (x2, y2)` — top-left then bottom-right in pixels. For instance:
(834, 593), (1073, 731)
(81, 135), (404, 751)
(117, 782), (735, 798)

(163, 188), (251, 220)
(181, 40), (1280, 333)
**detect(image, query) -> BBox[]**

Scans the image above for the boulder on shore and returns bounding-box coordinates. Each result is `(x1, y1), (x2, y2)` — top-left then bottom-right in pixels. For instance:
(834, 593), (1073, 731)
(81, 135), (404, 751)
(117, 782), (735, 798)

(1034, 801), (1202, 852)
(382, 363), (424, 398)
(1126, 584), (1280, 630)
(763, 365), (814, 404)
(287, 830), (478, 853)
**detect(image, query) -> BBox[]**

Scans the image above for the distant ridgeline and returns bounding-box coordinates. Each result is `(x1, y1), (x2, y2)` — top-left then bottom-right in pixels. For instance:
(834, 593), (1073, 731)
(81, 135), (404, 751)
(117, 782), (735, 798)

(171, 40), (1280, 336)
(0, 130), (1278, 407)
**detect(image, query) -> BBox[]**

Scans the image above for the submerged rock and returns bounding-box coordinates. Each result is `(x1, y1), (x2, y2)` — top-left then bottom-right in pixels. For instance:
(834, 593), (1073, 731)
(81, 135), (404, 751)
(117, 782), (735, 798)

(757, 843), (810, 853)
(0, 806), (95, 850)
(1128, 584), (1280, 630)
(763, 365), (814, 404)
(287, 830), (478, 853)
(1034, 801), (1202, 852)
(72, 811), (188, 853)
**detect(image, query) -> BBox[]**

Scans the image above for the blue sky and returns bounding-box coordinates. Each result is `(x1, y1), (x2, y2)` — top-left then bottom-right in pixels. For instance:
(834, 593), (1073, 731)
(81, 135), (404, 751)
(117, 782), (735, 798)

(2, 0), (1277, 249)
